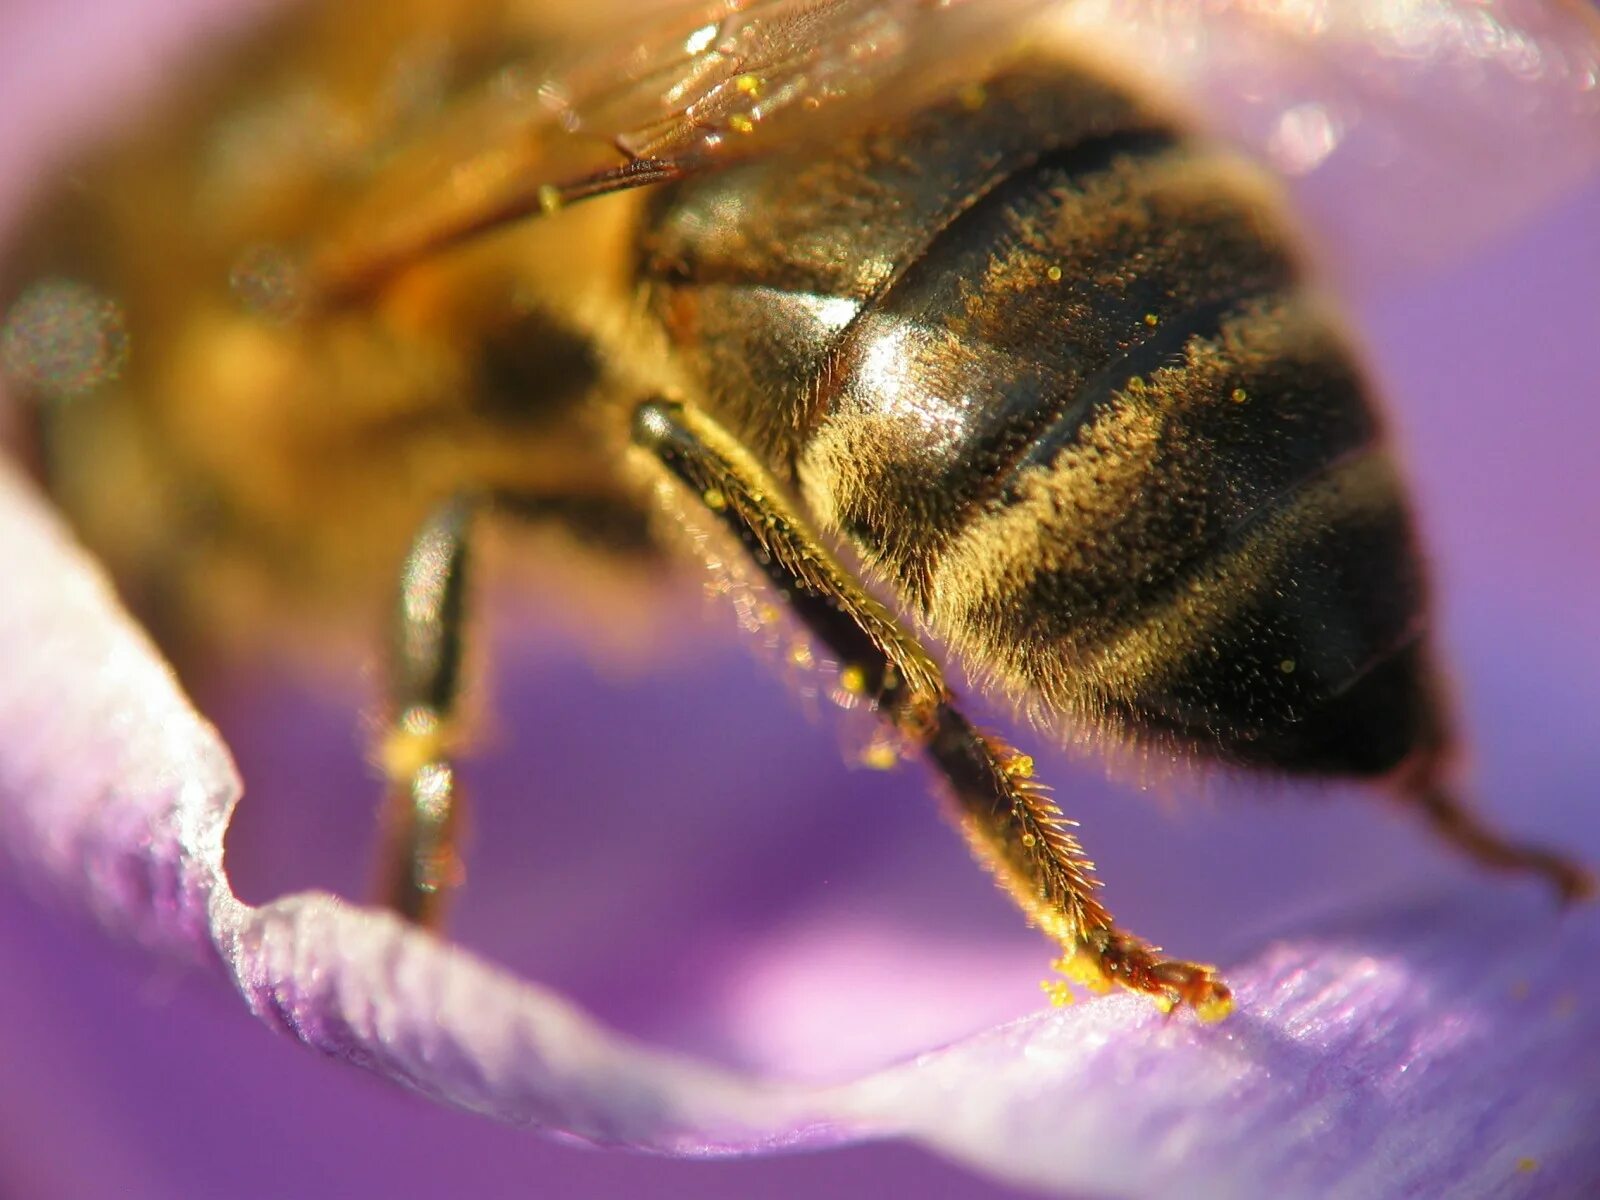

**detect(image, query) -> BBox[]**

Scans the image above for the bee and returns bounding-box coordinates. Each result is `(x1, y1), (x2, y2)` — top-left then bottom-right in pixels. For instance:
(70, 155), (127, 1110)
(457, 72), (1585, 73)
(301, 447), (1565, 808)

(2, 0), (1594, 1018)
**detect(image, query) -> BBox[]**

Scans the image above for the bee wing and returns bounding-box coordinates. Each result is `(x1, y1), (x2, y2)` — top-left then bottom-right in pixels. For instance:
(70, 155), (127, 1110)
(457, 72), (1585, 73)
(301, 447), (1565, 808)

(310, 0), (1600, 300)
(1043, 0), (1600, 289)
(307, 0), (1046, 301)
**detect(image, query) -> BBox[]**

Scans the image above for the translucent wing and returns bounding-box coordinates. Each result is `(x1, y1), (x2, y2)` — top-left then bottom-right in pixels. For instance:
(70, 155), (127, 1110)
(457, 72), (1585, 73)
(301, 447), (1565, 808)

(307, 0), (1600, 301)
(307, 0), (1047, 301)
(1041, 0), (1600, 289)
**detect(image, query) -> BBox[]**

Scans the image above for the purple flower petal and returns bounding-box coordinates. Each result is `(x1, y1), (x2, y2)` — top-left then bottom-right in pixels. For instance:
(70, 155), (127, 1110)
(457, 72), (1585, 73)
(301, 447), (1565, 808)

(3, 3), (1600, 1198)
(0, 463), (239, 963)
(1060, 0), (1600, 293)
(3, 356), (1599, 1192)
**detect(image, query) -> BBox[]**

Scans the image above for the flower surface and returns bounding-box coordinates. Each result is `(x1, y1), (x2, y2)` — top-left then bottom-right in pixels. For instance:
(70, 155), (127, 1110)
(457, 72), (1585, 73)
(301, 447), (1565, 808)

(2, 3), (1598, 1198)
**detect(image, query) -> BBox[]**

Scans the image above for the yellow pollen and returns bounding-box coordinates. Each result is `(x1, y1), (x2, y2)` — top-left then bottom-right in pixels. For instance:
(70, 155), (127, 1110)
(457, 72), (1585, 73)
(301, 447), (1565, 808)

(839, 665), (869, 695)
(536, 184), (563, 215)
(862, 740), (899, 771)
(735, 74), (762, 96)
(1045, 265), (1062, 282)
(728, 113), (755, 134)
(1056, 950), (1114, 994)
(1231, 387), (1250, 404)
(378, 715), (448, 780)
(1040, 979), (1076, 1007)
(702, 487), (727, 511)
(1143, 312), (1160, 327)
(1279, 658), (1297, 674)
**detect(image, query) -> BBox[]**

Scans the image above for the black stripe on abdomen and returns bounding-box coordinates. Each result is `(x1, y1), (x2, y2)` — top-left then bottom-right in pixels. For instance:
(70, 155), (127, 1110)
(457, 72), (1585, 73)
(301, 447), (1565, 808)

(996, 291), (1250, 500)
(1098, 456), (1438, 775)
(807, 135), (1299, 598)
(923, 293), (1436, 777)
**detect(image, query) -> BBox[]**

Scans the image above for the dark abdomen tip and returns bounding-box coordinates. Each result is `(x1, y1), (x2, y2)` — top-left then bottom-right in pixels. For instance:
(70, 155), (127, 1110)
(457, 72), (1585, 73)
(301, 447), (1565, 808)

(1217, 636), (1445, 777)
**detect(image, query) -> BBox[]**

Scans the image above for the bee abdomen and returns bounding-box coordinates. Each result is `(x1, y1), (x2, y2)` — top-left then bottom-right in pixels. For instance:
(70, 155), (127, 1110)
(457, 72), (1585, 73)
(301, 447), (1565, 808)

(926, 296), (1437, 775)
(649, 63), (1445, 778)
(796, 129), (1440, 776)
(798, 135), (1306, 594)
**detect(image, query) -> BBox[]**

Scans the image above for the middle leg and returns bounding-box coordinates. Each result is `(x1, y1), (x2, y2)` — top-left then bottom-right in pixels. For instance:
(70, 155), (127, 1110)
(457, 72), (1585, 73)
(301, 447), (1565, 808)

(376, 496), (475, 927)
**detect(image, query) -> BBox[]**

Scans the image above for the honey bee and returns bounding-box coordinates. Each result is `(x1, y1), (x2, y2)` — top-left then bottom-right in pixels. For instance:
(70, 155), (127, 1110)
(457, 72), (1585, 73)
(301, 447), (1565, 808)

(3, 0), (1595, 1019)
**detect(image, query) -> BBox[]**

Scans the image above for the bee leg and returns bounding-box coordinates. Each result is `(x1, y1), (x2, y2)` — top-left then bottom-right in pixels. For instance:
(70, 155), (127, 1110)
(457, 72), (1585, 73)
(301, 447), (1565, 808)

(633, 399), (1232, 1019)
(376, 497), (474, 926)
(1393, 757), (1594, 905)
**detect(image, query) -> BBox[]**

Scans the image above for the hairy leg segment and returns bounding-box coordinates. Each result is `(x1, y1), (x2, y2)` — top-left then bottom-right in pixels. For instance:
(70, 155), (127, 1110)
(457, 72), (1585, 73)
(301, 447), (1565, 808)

(367, 406), (1585, 1010)
(633, 398), (1232, 1018)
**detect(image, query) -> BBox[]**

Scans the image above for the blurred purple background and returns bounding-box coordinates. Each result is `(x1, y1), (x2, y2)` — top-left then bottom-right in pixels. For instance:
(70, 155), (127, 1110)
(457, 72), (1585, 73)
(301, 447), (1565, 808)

(2, 2), (1598, 1197)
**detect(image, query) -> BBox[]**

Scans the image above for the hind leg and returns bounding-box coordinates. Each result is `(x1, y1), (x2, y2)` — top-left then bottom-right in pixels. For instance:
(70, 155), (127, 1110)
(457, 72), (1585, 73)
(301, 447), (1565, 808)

(1393, 754), (1592, 904)
(634, 398), (1232, 1018)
